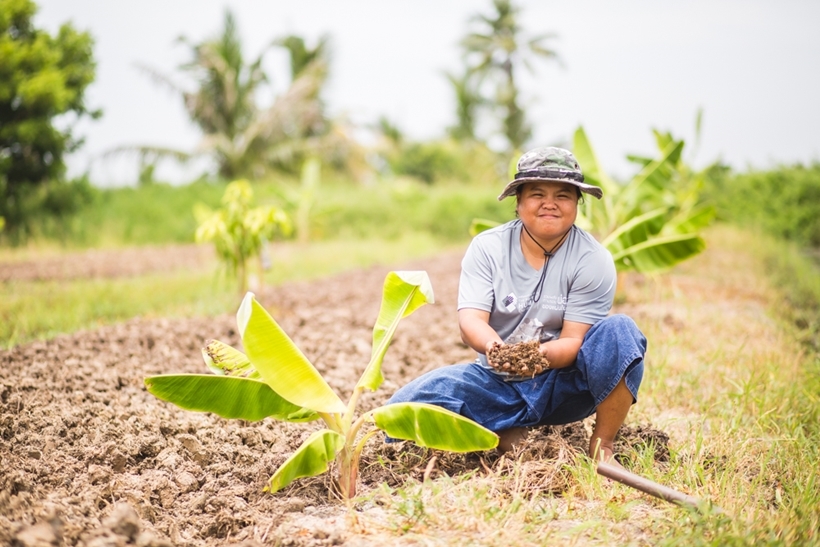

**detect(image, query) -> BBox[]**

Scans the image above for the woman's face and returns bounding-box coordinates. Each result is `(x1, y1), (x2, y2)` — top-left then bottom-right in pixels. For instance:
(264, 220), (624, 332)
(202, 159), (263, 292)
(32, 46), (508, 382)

(516, 182), (579, 242)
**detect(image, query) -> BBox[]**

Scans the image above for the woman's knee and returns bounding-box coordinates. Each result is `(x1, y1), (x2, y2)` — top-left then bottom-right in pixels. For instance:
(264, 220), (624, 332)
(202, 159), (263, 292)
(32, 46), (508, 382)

(592, 314), (647, 353)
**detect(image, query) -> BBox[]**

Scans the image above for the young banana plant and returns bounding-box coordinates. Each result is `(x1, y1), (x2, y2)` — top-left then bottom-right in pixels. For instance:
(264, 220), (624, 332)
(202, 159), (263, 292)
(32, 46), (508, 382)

(144, 271), (498, 500)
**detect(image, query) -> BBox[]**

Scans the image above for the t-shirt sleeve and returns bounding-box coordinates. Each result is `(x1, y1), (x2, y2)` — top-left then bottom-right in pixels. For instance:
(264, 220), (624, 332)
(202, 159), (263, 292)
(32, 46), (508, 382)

(563, 246), (616, 324)
(457, 236), (495, 312)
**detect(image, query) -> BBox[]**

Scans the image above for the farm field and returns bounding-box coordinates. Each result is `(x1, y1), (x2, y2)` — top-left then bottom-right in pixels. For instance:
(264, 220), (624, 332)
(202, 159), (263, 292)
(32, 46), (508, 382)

(1, 225), (818, 546)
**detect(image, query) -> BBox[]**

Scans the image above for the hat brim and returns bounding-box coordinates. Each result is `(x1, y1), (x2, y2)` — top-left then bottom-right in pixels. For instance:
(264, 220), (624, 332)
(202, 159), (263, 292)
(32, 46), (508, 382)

(497, 177), (604, 201)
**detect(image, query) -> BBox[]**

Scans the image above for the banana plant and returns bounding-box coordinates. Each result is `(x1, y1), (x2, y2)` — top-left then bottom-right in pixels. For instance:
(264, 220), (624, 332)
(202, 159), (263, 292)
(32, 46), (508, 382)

(572, 126), (714, 275)
(194, 179), (291, 293)
(144, 271), (498, 501)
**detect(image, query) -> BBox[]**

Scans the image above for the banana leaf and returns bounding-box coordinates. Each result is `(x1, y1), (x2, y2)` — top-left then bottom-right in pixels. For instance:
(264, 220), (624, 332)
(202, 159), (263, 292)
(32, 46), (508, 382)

(356, 271), (434, 392)
(237, 293), (347, 414)
(265, 429), (345, 493)
(611, 233), (705, 274)
(623, 140), (684, 202)
(662, 204), (715, 235)
(601, 207), (670, 250)
(572, 126), (618, 195)
(372, 402), (498, 452)
(202, 338), (260, 379)
(469, 218), (501, 237)
(144, 374), (317, 422)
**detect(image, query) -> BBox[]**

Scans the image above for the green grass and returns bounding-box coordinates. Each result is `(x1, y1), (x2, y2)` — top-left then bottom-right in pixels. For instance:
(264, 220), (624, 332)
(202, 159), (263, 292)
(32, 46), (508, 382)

(0, 233), (460, 348)
(14, 174), (514, 249)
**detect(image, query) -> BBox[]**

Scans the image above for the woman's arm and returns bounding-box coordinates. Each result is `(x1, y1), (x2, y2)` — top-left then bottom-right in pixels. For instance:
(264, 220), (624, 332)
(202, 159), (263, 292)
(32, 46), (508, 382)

(539, 319), (591, 369)
(458, 308), (503, 355)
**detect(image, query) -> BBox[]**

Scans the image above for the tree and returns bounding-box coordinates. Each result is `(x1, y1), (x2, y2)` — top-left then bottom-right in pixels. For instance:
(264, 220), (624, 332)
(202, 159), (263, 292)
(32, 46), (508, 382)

(460, 0), (559, 152)
(133, 10), (346, 180)
(0, 0), (98, 241)
(444, 69), (484, 142)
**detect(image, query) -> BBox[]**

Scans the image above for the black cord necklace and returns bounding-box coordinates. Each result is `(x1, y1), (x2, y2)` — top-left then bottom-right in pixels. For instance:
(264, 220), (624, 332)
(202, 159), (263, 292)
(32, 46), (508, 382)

(521, 224), (571, 304)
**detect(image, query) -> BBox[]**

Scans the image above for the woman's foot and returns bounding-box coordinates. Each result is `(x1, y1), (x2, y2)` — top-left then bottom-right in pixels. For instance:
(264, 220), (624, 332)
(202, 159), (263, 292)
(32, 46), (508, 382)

(590, 439), (625, 470)
(497, 427), (529, 452)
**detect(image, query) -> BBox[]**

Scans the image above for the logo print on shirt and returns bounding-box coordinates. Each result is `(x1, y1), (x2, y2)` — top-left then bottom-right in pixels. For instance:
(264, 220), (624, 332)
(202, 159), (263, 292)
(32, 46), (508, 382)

(502, 293), (517, 312)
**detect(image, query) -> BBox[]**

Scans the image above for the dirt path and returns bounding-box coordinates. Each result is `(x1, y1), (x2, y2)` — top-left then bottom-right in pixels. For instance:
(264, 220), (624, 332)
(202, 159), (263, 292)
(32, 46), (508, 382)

(0, 244), (214, 282)
(0, 248), (663, 546)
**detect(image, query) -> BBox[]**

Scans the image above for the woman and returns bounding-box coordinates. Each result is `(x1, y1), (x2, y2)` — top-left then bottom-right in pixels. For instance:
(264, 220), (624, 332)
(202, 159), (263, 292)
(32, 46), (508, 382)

(387, 146), (647, 462)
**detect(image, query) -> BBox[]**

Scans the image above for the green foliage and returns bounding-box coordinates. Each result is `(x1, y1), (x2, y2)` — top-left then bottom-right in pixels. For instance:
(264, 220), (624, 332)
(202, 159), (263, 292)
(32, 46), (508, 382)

(389, 141), (464, 184)
(444, 69), (485, 142)
(145, 271), (498, 500)
(705, 163), (820, 248)
(573, 127), (714, 274)
(459, 0), (559, 151)
(0, 0), (99, 242)
(195, 179), (291, 293)
(134, 10), (348, 179)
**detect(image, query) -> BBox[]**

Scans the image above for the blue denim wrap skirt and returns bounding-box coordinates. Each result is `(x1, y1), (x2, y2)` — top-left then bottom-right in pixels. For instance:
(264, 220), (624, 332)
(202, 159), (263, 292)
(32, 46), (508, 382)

(386, 314), (646, 432)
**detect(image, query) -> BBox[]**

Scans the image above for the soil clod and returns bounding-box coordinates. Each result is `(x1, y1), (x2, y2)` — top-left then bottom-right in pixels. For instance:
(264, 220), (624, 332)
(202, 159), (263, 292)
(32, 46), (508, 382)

(487, 340), (550, 377)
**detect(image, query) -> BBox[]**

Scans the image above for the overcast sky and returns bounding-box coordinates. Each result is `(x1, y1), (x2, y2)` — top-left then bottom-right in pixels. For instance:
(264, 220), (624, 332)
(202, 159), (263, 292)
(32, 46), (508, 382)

(35, 0), (820, 186)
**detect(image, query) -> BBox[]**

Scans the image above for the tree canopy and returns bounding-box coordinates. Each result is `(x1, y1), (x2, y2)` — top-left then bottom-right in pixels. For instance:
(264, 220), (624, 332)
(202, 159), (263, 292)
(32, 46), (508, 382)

(458, 0), (559, 152)
(0, 0), (98, 240)
(134, 10), (351, 180)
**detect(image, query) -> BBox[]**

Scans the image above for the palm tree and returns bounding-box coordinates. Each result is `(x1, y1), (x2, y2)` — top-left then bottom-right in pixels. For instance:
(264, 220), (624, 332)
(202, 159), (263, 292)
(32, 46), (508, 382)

(126, 10), (337, 179)
(444, 69), (484, 142)
(276, 34), (331, 80)
(461, 0), (560, 151)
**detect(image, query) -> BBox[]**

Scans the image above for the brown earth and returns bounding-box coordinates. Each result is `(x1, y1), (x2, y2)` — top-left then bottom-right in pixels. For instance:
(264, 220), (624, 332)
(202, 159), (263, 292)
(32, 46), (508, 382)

(487, 340), (550, 377)
(0, 246), (667, 546)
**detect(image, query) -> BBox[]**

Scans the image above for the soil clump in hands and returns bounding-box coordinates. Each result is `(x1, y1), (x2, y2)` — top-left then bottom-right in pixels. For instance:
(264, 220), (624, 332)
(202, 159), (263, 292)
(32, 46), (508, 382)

(487, 340), (550, 377)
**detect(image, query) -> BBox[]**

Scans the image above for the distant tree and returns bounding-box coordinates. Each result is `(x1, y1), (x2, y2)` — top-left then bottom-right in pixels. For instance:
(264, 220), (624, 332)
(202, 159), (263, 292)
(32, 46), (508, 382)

(133, 10), (344, 180)
(276, 34), (331, 80)
(0, 0), (99, 241)
(460, 0), (559, 152)
(444, 69), (484, 142)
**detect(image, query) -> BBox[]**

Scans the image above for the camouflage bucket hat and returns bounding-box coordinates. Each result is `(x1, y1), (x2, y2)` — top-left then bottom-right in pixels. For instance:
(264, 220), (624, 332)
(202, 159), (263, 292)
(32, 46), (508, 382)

(498, 146), (603, 201)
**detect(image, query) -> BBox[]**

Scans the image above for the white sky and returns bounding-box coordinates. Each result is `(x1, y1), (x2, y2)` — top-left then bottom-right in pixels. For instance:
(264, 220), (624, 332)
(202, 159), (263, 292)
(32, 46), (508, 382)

(35, 0), (820, 186)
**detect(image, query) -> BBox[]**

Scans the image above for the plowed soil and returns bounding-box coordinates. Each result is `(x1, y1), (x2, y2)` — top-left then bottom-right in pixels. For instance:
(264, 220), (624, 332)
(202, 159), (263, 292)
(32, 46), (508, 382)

(0, 245), (666, 546)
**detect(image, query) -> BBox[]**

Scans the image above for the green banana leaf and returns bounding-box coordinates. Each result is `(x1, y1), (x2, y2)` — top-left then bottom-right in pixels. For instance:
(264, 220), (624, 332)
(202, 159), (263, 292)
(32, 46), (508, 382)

(662, 204), (715, 235)
(601, 207), (670, 249)
(622, 140), (684, 200)
(611, 233), (705, 274)
(356, 271), (434, 392)
(372, 402), (498, 452)
(202, 338), (260, 379)
(237, 293), (347, 414)
(469, 218), (501, 237)
(572, 126), (618, 195)
(265, 429), (345, 493)
(144, 374), (317, 422)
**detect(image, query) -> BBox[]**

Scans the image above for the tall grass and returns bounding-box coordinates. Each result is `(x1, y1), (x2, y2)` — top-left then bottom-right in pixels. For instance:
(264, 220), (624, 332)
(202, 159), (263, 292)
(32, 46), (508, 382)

(22, 174), (514, 250)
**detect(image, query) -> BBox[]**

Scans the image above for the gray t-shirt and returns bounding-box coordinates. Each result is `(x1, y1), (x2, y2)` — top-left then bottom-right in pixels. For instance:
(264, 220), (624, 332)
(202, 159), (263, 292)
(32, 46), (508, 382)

(458, 220), (616, 370)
